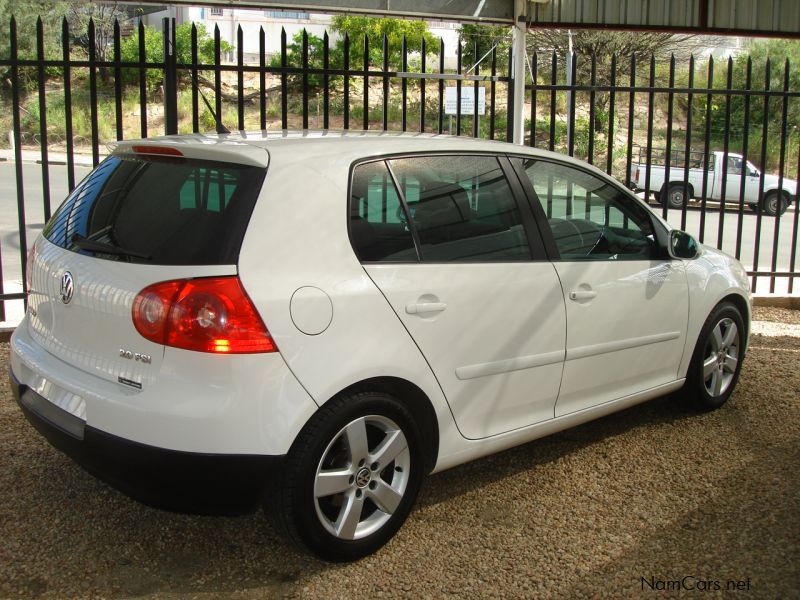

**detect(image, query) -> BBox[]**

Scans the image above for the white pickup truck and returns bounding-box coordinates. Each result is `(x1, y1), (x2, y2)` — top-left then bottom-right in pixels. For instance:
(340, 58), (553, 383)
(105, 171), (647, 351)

(631, 148), (797, 216)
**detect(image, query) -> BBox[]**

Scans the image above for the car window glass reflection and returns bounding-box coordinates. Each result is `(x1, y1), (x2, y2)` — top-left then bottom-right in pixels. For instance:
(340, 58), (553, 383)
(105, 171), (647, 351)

(387, 155), (532, 262)
(523, 159), (656, 261)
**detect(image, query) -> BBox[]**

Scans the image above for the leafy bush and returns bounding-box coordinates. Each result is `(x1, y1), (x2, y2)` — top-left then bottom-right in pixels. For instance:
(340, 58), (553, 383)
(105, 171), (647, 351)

(119, 22), (232, 92)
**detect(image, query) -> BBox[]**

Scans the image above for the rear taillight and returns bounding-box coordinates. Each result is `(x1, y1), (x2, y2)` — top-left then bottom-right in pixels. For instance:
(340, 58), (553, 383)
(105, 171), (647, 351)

(634, 168), (640, 184)
(132, 276), (276, 354)
(25, 244), (35, 294)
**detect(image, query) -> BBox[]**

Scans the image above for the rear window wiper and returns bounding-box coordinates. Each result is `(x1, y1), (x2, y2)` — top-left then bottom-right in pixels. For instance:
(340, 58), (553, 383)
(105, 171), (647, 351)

(70, 234), (151, 260)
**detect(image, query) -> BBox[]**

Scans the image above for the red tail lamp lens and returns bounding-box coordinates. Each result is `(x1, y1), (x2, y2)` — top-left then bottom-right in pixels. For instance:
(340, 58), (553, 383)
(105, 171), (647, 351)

(132, 276), (276, 354)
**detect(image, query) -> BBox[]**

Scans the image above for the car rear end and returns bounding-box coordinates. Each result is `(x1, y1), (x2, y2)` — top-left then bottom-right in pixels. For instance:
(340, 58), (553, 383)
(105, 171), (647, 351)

(9, 138), (318, 513)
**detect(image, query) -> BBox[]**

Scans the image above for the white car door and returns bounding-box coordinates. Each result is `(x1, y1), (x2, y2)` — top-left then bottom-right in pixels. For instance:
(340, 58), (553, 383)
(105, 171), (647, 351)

(515, 158), (690, 417)
(349, 155), (566, 440)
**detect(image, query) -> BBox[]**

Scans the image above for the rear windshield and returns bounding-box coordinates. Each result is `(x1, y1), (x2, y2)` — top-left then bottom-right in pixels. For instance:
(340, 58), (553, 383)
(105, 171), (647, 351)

(43, 154), (266, 265)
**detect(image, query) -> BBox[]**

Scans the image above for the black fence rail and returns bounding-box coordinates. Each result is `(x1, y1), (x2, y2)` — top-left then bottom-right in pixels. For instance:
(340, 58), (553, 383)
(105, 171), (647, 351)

(0, 15), (799, 320)
(525, 50), (800, 296)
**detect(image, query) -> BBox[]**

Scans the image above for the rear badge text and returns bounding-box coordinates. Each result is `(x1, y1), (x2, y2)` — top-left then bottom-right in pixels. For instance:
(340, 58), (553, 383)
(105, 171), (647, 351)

(119, 349), (152, 364)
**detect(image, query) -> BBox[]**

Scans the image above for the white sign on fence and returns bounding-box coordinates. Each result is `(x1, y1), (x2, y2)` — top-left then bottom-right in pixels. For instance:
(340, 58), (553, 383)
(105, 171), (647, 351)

(444, 86), (486, 116)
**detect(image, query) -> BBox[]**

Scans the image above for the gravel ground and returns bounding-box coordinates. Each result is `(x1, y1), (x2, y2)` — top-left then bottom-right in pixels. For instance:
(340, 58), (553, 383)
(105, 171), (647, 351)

(1, 309), (798, 599)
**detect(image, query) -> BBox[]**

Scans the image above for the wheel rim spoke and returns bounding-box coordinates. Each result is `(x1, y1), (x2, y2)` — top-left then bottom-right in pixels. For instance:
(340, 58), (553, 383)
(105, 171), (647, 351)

(344, 418), (369, 464)
(724, 354), (738, 374)
(703, 355), (718, 378)
(368, 479), (403, 515)
(711, 370), (723, 396)
(370, 429), (407, 467)
(315, 468), (353, 498)
(710, 324), (723, 352)
(721, 320), (738, 347)
(335, 492), (365, 540)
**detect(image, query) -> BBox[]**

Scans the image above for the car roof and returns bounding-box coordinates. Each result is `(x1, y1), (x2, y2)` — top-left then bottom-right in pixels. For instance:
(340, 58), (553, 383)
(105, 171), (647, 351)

(111, 129), (603, 176)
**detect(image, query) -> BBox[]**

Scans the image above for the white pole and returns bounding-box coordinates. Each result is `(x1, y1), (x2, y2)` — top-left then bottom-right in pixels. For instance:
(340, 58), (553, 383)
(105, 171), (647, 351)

(512, 0), (527, 145)
(566, 30), (574, 151)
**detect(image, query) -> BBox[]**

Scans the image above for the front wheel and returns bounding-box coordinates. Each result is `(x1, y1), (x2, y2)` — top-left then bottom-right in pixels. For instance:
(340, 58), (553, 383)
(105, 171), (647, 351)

(270, 391), (424, 561)
(682, 302), (745, 411)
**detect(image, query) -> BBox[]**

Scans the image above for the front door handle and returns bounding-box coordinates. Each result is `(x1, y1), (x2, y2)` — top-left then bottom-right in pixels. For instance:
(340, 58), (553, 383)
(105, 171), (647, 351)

(405, 302), (447, 315)
(569, 290), (597, 301)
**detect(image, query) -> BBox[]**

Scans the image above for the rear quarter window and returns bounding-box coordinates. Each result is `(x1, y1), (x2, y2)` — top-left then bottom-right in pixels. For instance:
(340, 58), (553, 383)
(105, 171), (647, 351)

(43, 154), (266, 265)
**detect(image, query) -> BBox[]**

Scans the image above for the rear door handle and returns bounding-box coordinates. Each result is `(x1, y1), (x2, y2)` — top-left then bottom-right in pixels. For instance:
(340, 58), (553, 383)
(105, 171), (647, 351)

(569, 290), (597, 301)
(405, 302), (447, 315)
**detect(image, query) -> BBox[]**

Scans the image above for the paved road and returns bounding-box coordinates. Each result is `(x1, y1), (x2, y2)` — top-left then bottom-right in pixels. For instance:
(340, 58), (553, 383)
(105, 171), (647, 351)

(0, 161), (798, 297)
(0, 161), (92, 287)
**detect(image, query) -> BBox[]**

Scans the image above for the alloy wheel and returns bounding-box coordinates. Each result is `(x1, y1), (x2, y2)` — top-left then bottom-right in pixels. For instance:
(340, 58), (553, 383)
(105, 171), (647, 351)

(313, 415), (411, 540)
(702, 317), (740, 397)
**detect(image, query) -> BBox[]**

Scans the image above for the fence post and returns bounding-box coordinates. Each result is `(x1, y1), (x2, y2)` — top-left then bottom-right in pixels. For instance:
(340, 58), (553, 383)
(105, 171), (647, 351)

(163, 17), (178, 135)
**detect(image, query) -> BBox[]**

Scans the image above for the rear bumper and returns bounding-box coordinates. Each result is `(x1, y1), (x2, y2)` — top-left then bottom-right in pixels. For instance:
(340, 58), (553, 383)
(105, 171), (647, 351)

(10, 368), (284, 515)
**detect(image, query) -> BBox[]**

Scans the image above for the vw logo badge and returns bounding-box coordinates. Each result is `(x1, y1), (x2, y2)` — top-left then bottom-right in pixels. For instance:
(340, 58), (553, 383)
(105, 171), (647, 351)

(60, 271), (74, 305)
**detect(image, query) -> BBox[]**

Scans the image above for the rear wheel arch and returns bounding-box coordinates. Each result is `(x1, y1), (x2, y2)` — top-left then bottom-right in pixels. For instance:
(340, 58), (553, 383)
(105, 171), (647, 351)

(319, 377), (439, 473)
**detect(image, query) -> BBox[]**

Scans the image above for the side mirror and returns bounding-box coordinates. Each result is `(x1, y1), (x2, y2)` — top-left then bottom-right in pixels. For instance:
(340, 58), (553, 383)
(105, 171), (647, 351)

(668, 230), (699, 260)
(750, 169), (759, 178)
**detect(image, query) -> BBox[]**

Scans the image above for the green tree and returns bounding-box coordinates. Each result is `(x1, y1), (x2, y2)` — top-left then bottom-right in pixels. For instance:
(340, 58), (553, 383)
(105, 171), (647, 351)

(330, 15), (438, 68)
(120, 22), (231, 91)
(529, 30), (699, 140)
(0, 0), (69, 61)
(700, 39), (800, 174)
(269, 31), (336, 91)
(457, 23), (510, 73)
(529, 29), (698, 80)
(66, 1), (129, 81)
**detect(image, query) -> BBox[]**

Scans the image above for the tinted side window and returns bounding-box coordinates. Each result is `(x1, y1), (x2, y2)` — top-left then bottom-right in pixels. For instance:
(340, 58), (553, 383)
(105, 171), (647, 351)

(522, 159), (656, 261)
(349, 161), (417, 262)
(43, 155), (265, 265)
(388, 155), (531, 262)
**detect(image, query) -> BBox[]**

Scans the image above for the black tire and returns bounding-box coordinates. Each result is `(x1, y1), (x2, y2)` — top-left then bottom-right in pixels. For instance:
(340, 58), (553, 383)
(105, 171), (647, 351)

(270, 391), (424, 562)
(666, 183), (690, 209)
(762, 191), (789, 217)
(682, 302), (746, 412)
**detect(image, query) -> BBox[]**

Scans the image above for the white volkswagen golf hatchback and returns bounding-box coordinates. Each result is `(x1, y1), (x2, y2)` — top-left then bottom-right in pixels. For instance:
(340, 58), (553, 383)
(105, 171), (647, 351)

(10, 131), (750, 561)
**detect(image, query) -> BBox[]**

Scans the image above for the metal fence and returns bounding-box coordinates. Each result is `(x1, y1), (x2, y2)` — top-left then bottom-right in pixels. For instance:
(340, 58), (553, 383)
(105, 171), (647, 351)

(1, 16), (799, 320)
